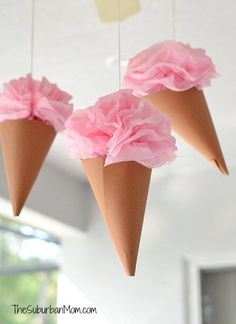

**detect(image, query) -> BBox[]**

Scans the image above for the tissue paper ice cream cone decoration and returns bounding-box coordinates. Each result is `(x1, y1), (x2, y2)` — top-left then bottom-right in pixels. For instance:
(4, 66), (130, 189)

(0, 75), (73, 215)
(124, 40), (228, 175)
(65, 89), (176, 275)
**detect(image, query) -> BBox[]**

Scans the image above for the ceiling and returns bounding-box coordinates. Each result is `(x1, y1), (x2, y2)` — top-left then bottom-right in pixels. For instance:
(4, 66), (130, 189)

(0, 0), (235, 177)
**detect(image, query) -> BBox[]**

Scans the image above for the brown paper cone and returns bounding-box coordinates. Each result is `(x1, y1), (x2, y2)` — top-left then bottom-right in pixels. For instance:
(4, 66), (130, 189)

(82, 158), (151, 275)
(103, 161), (151, 276)
(144, 88), (229, 175)
(0, 119), (56, 216)
(82, 157), (106, 217)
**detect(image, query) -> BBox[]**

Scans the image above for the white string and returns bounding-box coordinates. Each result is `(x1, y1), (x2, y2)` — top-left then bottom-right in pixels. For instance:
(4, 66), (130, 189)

(30, 0), (36, 76)
(117, 0), (121, 89)
(172, 0), (176, 40)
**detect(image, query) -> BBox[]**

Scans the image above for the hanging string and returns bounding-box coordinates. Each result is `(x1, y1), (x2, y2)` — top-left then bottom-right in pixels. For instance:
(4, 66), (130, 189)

(30, 0), (36, 76)
(117, 0), (121, 89)
(172, 0), (176, 40)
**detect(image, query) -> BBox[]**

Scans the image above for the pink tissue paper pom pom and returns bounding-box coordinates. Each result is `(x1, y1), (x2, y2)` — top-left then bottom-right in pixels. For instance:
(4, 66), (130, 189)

(64, 89), (177, 169)
(0, 74), (73, 132)
(123, 40), (218, 96)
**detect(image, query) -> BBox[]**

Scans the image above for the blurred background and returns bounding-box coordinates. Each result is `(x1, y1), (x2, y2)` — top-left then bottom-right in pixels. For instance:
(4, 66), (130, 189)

(0, 0), (236, 323)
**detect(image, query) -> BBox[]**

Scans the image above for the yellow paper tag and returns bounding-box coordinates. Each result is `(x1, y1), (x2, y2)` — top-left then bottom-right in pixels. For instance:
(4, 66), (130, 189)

(95, 0), (140, 22)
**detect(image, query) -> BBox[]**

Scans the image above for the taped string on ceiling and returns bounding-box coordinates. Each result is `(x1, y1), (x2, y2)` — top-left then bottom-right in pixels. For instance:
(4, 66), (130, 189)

(172, 0), (176, 40)
(30, 0), (36, 76)
(117, 0), (121, 89)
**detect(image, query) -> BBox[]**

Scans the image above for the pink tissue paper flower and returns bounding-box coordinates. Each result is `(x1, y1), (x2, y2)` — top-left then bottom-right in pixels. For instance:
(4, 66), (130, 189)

(0, 74), (73, 132)
(123, 40), (218, 96)
(65, 89), (177, 169)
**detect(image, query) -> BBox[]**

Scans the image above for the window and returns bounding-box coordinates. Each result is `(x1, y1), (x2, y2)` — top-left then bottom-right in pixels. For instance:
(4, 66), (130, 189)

(0, 215), (60, 324)
(201, 268), (236, 324)
(187, 256), (236, 324)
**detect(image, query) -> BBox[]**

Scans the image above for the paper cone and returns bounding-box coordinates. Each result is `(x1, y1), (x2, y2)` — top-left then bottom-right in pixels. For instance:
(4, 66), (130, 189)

(82, 157), (106, 217)
(82, 158), (151, 275)
(144, 88), (228, 175)
(103, 161), (151, 276)
(0, 119), (56, 216)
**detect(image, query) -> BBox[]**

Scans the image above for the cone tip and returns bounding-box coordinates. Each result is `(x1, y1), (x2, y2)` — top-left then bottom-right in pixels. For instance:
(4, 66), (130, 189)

(13, 204), (23, 217)
(126, 270), (136, 277)
(121, 254), (137, 277)
(211, 159), (229, 176)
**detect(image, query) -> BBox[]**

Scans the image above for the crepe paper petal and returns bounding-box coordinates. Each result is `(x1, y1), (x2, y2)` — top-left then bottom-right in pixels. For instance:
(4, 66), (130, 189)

(64, 106), (110, 160)
(123, 40), (218, 96)
(0, 74), (73, 132)
(65, 89), (177, 168)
